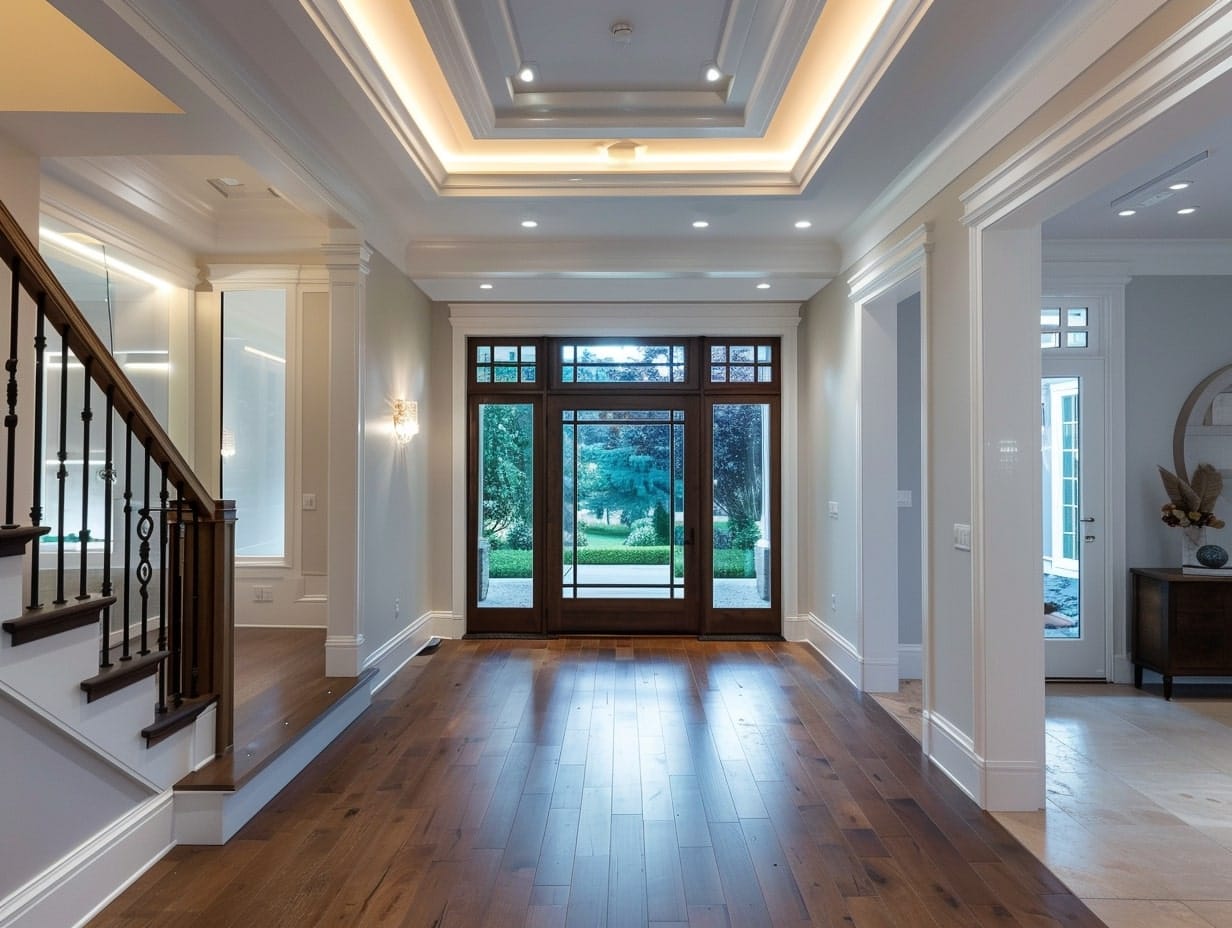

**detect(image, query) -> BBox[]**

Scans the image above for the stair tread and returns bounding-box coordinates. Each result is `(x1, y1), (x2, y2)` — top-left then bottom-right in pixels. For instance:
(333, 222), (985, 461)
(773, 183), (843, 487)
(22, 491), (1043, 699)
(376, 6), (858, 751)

(142, 694), (217, 747)
(0, 525), (49, 557)
(80, 649), (167, 703)
(3, 594), (117, 646)
(177, 666), (377, 792)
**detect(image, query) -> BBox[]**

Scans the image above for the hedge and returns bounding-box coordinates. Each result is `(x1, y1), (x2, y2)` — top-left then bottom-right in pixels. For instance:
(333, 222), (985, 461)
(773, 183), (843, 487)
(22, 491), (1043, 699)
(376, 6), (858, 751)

(489, 547), (757, 579)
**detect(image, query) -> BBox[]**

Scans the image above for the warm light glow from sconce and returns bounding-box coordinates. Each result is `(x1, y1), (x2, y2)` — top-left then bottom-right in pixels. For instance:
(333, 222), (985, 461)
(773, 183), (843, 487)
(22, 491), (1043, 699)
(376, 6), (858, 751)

(220, 427), (236, 459)
(392, 399), (419, 445)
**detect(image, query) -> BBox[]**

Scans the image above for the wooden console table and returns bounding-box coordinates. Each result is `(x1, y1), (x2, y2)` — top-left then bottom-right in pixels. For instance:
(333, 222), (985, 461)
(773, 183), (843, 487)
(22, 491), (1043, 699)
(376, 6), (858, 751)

(1130, 567), (1232, 699)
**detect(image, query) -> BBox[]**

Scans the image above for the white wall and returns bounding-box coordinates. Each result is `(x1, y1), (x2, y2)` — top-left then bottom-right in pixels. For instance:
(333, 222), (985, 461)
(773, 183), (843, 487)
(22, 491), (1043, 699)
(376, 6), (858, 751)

(1124, 276), (1232, 572)
(358, 250), (433, 669)
(0, 698), (151, 899)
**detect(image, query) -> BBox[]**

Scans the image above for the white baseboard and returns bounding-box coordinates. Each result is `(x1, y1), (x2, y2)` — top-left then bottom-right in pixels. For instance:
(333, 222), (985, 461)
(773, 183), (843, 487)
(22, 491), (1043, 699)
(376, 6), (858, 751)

(363, 611), (434, 694)
(431, 611), (465, 639)
(173, 675), (373, 845)
(898, 643), (922, 679)
(802, 613), (862, 689)
(925, 711), (981, 804)
(800, 613), (899, 692)
(1111, 653), (1134, 685)
(983, 760), (1046, 812)
(324, 633), (364, 676)
(782, 614), (810, 642)
(0, 792), (173, 928)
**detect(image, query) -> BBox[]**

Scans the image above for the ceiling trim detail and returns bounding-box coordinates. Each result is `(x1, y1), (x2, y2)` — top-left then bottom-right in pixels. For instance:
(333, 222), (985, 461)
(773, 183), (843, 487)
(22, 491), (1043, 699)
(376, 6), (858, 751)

(302, 0), (931, 196)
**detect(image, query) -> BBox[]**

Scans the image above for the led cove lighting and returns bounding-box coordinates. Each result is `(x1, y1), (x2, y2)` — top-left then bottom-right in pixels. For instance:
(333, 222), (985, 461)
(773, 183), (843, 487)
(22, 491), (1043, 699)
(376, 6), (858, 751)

(1177, 207), (1198, 215)
(1117, 209), (1137, 217)
(691, 220), (709, 229)
(520, 219), (538, 228)
(39, 228), (173, 290)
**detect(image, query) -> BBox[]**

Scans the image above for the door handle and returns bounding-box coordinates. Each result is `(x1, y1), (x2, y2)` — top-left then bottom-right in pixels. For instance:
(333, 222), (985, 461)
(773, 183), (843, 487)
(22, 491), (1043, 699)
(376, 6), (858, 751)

(1084, 534), (1096, 543)
(1080, 517), (1095, 523)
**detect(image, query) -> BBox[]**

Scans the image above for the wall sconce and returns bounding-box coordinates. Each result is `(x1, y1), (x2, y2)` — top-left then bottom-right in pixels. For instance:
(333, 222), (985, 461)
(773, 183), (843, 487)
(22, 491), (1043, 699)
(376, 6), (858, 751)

(391, 399), (418, 445)
(220, 427), (237, 458)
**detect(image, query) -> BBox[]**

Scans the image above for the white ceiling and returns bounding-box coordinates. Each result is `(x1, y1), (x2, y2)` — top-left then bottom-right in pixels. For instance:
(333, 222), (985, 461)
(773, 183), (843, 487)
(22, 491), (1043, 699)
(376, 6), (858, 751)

(1, 0), (1178, 302)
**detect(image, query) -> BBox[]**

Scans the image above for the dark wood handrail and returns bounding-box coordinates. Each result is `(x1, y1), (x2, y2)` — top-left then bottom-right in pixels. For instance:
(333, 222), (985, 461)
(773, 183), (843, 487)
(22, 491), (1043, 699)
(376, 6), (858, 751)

(0, 198), (213, 514)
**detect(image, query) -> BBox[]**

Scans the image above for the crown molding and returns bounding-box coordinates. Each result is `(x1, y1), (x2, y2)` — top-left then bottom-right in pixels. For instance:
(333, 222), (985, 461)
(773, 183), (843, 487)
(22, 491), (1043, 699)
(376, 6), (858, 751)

(1044, 238), (1232, 277)
(840, 0), (1166, 267)
(847, 224), (931, 303)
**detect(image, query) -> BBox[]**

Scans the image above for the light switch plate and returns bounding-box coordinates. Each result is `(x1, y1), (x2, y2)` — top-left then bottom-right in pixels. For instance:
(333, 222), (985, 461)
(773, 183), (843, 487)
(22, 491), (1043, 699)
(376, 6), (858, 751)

(897, 490), (912, 508)
(827, 501), (839, 518)
(953, 523), (972, 551)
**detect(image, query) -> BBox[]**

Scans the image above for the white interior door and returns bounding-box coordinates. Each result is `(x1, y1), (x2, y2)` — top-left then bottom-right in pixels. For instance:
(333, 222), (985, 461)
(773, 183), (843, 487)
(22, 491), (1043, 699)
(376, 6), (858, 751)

(1042, 358), (1107, 678)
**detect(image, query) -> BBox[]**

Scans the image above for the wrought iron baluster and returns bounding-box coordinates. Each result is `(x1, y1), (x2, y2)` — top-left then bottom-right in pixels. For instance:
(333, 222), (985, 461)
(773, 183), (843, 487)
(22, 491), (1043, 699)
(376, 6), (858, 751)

(77, 359), (92, 600)
(189, 507), (200, 699)
(100, 389), (114, 668)
(137, 448), (152, 655)
(27, 295), (46, 610)
(4, 255), (20, 529)
(156, 470), (169, 715)
(170, 490), (184, 707)
(53, 325), (69, 606)
(120, 412), (133, 662)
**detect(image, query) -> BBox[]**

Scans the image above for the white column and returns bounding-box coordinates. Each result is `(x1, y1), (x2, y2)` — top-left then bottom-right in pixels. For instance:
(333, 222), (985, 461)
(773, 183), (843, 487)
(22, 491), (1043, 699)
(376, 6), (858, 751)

(323, 235), (370, 676)
(970, 225), (1045, 811)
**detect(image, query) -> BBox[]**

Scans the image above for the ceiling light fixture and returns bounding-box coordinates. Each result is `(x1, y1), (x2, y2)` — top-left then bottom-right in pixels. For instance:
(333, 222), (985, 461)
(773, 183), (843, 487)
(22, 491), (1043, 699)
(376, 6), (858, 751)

(479, 283), (493, 290)
(756, 283), (771, 290)
(1117, 209), (1137, 217)
(610, 22), (633, 44)
(703, 63), (723, 83)
(1110, 151), (1208, 213)
(520, 219), (538, 228)
(517, 63), (536, 83)
(1177, 207), (1199, 215)
(692, 220), (709, 229)
(794, 220), (812, 229)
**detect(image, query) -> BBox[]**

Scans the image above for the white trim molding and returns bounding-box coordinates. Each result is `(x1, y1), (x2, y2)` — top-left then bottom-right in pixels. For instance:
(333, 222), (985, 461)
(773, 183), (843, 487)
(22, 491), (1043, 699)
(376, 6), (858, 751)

(897, 643), (922, 679)
(0, 792), (173, 928)
(363, 611), (435, 694)
(324, 634), (365, 677)
(803, 613), (862, 689)
(925, 712), (981, 803)
(448, 302), (802, 638)
(1045, 239), (1232, 277)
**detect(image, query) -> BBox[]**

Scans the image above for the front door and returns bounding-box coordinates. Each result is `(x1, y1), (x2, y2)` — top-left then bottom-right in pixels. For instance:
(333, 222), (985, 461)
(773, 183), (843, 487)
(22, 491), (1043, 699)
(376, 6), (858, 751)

(548, 397), (700, 634)
(1042, 359), (1107, 678)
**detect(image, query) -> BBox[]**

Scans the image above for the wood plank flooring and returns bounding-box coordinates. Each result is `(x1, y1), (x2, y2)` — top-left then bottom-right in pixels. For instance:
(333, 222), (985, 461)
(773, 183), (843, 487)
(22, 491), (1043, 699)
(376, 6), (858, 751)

(88, 638), (1107, 927)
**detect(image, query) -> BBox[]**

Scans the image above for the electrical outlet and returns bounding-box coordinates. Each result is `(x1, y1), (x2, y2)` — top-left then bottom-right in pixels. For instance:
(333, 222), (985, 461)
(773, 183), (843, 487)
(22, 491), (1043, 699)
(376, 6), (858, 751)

(302, 493), (317, 511)
(897, 490), (912, 508)
(827, 501), (839, 518)
(394, 597), (400, 620)
(253, 585), (273, 602)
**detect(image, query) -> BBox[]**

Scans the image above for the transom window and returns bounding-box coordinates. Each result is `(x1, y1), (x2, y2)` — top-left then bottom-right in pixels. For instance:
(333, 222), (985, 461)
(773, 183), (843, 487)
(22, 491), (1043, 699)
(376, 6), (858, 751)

(558, 342), (688, 384)
(474, 342), (539, 384)
(1041, 305), (1090, 351)
(708, 342), (774, 384)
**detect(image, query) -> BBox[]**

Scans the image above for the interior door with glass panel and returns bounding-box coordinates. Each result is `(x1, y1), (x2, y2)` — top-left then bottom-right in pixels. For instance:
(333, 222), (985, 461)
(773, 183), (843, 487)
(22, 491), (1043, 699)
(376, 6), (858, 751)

(549, 396), (699, 634)
(1042, 357), (1107, 678)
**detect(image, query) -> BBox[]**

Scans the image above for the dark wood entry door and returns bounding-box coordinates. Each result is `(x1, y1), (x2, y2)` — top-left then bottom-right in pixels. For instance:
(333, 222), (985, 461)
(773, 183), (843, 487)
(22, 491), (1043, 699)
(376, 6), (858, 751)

(547, 396), (700, 634)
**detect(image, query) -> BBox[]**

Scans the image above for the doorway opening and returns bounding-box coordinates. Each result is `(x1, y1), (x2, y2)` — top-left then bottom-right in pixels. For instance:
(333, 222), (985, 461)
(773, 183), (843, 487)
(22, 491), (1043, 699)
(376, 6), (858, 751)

(467, 337), (781, 637)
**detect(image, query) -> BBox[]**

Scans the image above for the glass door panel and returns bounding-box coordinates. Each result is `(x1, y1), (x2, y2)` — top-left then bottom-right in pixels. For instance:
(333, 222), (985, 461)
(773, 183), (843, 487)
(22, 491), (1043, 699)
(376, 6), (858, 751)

(1042, 377), (1080, 641)
(711, 403), (771, 610)
(475, 402), (536, 614)
(550, 399), (698, 633)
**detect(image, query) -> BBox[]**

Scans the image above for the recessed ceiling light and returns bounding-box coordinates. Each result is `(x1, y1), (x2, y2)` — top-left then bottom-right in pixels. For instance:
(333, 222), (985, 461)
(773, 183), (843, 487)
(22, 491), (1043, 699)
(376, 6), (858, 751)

(479, 283), (493, 290)
(521, 219), (539, 228)
(1169, 181), (1192, 190)
(1177, 206), (1199, 215)
(1117, 209), (1137, 217)
(794, 220), (812, 229)
(704, 65), (723, 83)
(692, 220), (710, 229)
(517, 64), (536, 83)
(756, 283), (771, 290)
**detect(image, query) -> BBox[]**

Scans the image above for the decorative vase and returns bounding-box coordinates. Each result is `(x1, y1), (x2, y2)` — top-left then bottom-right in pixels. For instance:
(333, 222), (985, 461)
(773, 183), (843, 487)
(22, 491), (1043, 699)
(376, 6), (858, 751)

(1181, 525), (1206, 567)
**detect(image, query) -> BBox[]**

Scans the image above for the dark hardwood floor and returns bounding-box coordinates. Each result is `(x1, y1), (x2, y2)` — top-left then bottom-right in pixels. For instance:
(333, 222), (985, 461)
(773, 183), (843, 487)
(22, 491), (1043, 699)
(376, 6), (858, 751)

(88, 638), (1105, 927)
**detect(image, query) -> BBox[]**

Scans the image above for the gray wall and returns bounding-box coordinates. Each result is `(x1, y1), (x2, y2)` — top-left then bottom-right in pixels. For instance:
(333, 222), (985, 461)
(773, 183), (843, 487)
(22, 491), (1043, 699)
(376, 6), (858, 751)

(897, 294), (923, 650)
(0, 698), (151, 898)
(1125, 276), (1232, 574)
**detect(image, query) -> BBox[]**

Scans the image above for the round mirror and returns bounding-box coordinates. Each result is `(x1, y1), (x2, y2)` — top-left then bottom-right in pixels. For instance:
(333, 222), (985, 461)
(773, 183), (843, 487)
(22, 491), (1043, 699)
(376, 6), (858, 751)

(1173, 363), (1232, 553)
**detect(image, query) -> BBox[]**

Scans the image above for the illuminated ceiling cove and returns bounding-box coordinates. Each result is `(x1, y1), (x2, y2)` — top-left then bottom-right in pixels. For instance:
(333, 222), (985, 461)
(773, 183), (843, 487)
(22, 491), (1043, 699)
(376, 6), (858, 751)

(306, 0), (931, 194)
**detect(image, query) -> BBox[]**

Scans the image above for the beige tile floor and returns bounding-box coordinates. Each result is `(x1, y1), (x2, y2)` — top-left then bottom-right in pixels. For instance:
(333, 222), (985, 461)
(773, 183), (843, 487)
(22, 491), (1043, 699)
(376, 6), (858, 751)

(874, 680), (1232, 928)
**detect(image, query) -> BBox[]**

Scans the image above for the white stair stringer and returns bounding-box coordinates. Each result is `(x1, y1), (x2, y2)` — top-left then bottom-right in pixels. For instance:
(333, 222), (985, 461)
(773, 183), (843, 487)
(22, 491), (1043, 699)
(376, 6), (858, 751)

(0, 557), (214, 791)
